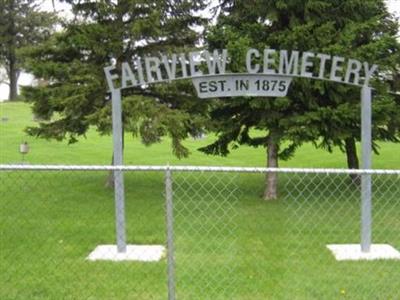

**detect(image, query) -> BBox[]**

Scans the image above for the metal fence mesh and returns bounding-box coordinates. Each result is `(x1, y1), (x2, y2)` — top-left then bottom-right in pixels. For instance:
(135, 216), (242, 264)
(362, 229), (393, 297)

(0, 170), (167, 300)
(0, 166), (399, 299)
(172, 171), (239, 299)
(283, 172), (400, 299)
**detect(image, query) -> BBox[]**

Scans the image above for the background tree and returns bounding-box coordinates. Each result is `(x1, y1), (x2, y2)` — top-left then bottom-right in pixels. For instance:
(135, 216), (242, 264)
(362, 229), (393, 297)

(21, 0), (209, 171)
(201, 0), (400, 199)
(276, 0), (400, 183)
(0, 0), (57, 100)
(201, 1), (308, 200)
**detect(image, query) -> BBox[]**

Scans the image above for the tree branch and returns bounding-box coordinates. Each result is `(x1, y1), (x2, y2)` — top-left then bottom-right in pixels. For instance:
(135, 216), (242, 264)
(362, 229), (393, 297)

(0, 80), (10, 86)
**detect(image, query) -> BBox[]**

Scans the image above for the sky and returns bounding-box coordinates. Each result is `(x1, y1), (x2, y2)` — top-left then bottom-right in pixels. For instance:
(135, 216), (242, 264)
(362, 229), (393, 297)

(1, 0), (399, 100)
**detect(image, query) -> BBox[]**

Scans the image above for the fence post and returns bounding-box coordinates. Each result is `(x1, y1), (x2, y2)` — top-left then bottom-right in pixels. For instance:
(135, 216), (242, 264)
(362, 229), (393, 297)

(165, 168), (176, 300)
(111, 88), (127, 253)
(361, 86), (372, 252)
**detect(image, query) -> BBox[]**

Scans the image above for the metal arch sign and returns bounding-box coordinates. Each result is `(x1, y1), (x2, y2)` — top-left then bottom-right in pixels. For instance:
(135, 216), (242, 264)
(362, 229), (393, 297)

(105, 48), (376, 257)
(191, 74), (292, 98)
(104, 48), (378, 97)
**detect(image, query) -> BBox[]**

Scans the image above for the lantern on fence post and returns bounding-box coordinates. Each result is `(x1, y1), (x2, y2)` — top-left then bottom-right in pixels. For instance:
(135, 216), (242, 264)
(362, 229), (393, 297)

(19, 142), (29, 163)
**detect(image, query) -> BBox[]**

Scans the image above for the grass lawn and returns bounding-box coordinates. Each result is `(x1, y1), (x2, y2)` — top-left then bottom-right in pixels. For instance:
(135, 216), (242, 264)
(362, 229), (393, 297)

(1, 102), (399, 299)
(1, 102), (399, 168)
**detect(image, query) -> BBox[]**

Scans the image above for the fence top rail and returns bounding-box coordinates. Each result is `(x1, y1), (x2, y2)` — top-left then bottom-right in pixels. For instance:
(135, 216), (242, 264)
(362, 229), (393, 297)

(0, 164), (399, 175)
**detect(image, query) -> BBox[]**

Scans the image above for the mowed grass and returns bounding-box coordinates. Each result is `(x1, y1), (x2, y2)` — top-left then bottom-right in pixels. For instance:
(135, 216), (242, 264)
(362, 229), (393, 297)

(1, 102), (399, 168)
(0, 102), (400, 299)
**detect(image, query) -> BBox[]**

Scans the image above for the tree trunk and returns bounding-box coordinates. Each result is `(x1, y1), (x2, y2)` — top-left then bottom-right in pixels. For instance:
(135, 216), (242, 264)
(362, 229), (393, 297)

(263, 135), (279, 200)
(8, 59), (18, 101)
(8, 0), (18, 101)
(345, 137), (361, 185)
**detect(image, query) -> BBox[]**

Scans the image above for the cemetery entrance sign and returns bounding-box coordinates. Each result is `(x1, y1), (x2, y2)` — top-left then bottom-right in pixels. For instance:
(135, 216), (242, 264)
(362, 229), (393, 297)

(104, 48), (376, 254)
(105, 48), (377, 94)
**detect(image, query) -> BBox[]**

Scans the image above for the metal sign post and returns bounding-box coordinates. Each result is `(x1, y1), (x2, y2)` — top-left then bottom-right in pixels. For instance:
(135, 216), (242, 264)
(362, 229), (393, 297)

(361, 86), (372, 252)
(165, 168), (176, 300)
(111, 88), (127, 253)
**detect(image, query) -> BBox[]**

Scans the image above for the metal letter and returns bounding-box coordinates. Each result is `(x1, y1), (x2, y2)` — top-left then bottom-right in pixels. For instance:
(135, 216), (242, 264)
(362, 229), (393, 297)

(189, 51), (203, 77)
(278, 50), (299, 75)
(246, 49), (260, 74)
(300, 51), (315, 78)
(145, 57), (163, 82)
(329, 56), (345, 82)
(104, 66), (119, 91)
(363, 63), (378, 87)
(263, 48), (276, 74)
(344, 59), (362, 85)
(316, 53), (331, 79)
(121, 62), (138, 88)
(204, 49), (228, 75)
(161, 54), (178, 80)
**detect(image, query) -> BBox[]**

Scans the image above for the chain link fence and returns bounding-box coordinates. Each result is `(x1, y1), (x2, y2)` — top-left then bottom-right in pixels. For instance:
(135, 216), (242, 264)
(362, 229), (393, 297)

(1, 165), (399, 299)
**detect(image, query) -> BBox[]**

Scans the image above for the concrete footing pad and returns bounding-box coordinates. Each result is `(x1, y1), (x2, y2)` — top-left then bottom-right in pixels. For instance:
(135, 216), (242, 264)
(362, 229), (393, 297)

(86, 245), (166, 262)
(327, 244), (400, 261)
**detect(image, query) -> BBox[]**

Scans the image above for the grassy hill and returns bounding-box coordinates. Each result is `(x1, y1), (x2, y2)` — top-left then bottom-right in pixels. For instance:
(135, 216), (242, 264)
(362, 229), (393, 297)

(1, 101), (399, 168)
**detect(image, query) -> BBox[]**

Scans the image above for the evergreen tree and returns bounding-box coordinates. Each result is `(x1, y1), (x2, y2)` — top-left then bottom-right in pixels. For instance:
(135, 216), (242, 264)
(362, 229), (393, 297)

(286, 0), (400, 182)
(22, 0), (209, 162)
(201, 0), (400, 199)
(0, 0), (57, 100)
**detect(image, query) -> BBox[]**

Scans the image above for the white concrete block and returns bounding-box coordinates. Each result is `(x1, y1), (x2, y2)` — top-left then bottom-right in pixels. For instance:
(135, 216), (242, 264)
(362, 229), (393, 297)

(327, 244), (400, 261)
(86, 245), (166, 262)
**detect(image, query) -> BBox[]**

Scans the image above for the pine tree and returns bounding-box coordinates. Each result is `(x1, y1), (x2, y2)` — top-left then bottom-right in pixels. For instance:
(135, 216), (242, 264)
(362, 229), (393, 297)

(0, 0), (57, 100)
(22, 0), (209, 161)
(280, 0), (400, 182)
(201, 0), (400, 199)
